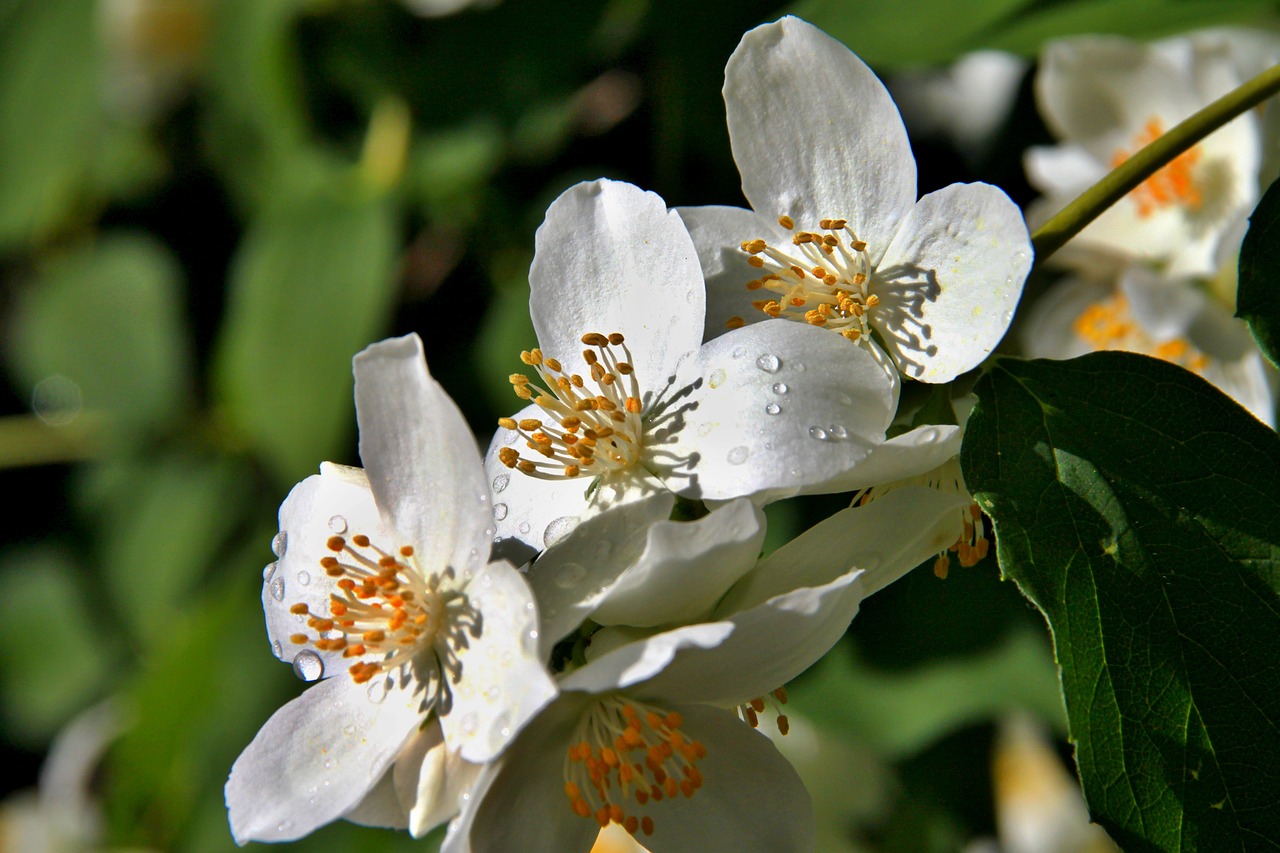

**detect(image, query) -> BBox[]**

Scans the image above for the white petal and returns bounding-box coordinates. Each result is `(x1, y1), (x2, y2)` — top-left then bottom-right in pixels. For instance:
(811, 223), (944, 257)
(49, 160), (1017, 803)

(718, 485), (970, 614)
(1018, 276), (1111, 360)
(263, 469), (393, 677)
(724, 16), (915, 258)
(342, 766), (408, 830)
(442, 562), (557, 763)
(225, 675), (423, 844)
(390, 721), (482, 838)
(637, 570), (865, 707)
(634, 703), (814, 853)
(524, 491), (676, 658)
(808, 423), (962, 494)
(874, 183), (1031, 383)
(655, 321), (896, 503)
(1120, 265), (1206, 342)
(1023, 144), (1104, 200)
(558, 623), (735, 696)
(591, 499), (765, 628)
(528, 179), (705, 392)
(354, 334), (489, 577)
(676, 204), (779, 341)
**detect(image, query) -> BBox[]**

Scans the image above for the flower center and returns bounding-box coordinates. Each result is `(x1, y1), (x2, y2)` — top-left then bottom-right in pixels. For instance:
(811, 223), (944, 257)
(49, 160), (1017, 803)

(497, 332), (644, 480)
(287, 533), (478, 698)
(738, 686), (790, 735)
(1110, 117), (1204, 218)
(727, 215), (878, 343)
(563, 696), (707, 839)
(1072, 292), (1209, 375)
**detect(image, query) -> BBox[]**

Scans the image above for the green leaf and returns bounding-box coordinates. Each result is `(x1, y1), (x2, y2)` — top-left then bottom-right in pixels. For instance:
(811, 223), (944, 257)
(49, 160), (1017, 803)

(961, 353), (1280, 852)
(6, 233), (191, 432)
(0, 0), (101, 251)
(214, 189), (399, 485)
(1238, 177), (1280, 368)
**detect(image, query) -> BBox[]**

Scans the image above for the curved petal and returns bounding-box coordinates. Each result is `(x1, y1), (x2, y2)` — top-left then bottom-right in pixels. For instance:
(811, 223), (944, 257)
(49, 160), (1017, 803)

(442, 561), (557, 763)
(1018, 276), (1111, 360)
(528, 179), (705, 392)
(225, 674), (423, 844)
(390, 721), (482, 838)
(875, 183), (1032, 383)
(638, 703), (814, 853)
(263, 467), (394, 677)
(717, 485), (971, 616)
(524, 491), (676, 658)
(343, 766), (408, 830)
(654, 321), (897, 503)
(676, 204), (779, 341)
(725, 16), (915, 259)
(559, 623), (735, 696)
(1024, 143), (1105, 199)
(810, 423), (962, 494)
(638, 570), (865, 707)
(591, 499), (765, 628)
(354, 334), (489, 578)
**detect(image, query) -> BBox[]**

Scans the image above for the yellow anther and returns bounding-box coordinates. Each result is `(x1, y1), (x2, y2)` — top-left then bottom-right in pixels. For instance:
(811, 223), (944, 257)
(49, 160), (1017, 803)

(497, 417), (517, 429)
(544, 357), (562, 372)
(741, 239), (768, 254)
(747, 256), (765, 268)
(777, 214), (794, 229)
(726, 316), (746, 330)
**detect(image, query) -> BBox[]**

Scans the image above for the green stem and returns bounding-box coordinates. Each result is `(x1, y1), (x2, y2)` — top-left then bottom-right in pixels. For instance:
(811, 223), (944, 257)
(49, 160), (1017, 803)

(1031, 62), (1280, 264)
(0, 414), (104, 469)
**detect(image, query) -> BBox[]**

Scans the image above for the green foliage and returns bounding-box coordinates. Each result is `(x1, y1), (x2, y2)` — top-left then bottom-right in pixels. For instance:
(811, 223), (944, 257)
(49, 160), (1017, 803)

(1238, 177), (1280, 368)
(962, 353), (1280, 852)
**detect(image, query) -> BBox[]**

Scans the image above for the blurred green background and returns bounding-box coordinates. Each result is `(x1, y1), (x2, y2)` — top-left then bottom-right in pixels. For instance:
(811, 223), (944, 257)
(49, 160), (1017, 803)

(1, 0), (1275, 850)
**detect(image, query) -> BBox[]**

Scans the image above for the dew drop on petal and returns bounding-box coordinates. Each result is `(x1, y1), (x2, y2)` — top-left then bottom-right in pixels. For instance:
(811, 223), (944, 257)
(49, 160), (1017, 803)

(327, 515), (348, 534)
(732, 346), (748, 359)
(343, 724), (356, 736)
(367, 678), (389, 704)
(518, 521), (531, 534)
(292, 650), (324, 682)
(544, 516), (580, 547)
(460, 712), (479, 737)
(793, 361), (806, 373)
(503, 430), (518, 446)
(270, 575), (286, 601)
(772, 382), (788, 394)
(555, 562), (587, 588)
(765, 403), (781, 415)
(809, 426), (829, 441)
(829, 425), (848, 440)
(271, 640), (282, 658)
(493, 503), (509, 521)
(484, 525), (496, 539)
(484, 685), (503, 702)
(726, 445), (749, 465)
(709, 368), (726, 388)
(920, 427), (942, 444)
(297, 570), (311, 587)
(529, 628), (539, 640)
(271, 531), (288, 558)
(263, 562), (277, 582)
(492, 473), (509, 494)
(755, 354), (781, 373)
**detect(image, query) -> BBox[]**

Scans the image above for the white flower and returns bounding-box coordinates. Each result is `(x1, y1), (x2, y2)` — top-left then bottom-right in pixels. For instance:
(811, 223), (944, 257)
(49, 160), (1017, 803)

(680, 16), (1031, 385)
(226, 334), (555, 844)
(486, 178), (933, 561)
(1025, 33), (1261, 277)
(439, 485), (967, 853)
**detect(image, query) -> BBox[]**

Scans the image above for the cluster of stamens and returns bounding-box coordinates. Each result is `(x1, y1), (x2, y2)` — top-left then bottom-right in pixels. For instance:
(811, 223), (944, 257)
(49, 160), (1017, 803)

(727, 215), (878, 343)
(739, 687), (790, 734)
(498, 332), (644, 480)
(1111, 117), (1204, 218)
(1073, 292), (1209, 375)
(563, 697), (707, 838)
(288, 533), (478, 691)
(855, 457), (990, 579)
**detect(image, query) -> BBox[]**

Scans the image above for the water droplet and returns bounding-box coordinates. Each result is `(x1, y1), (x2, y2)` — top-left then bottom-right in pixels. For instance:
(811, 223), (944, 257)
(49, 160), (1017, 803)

(493, 503), (509, 521)
(297, 570), (311, 587)
(483, 525), (495, 539)
(271, 531), (288, 558)
(343, 724), (357, 736)
(764, 441), (775, 450)
(263, 562), (277, 582)
(809, 426), (829, 441)
(460, 712), (479, 737)
(277, 820), (293, 833)
(555, 562), (587, 588)
(367, 678), (388, 704)
(292, 650), (323, 682)
(1001, 309), (1014, 325)
(732, 346), (748, 359)
(920, 426), (942, 444)
(772, 382), (788, 394)
(271, 640), (282, 658)
(484, 685), (503, 702)
(709, 368), (726, 388)
(697, 422), (714, 437)
(327, 515), (347, 534)
(793, 361), (806, 373)
(726, 445), (750, 465)
(518, 521), (531, 534)
(323, 758), (333, 769)
(829, 425), (848, 440)
(503, 430), (518, 446)
(529, 628), (539, 640)
(269, 576), (286, 601)
(544, 516), (579, 547)
(755, 354), (781, 373)
(765, 402), (781, 415)
(492, 473), (509, 493)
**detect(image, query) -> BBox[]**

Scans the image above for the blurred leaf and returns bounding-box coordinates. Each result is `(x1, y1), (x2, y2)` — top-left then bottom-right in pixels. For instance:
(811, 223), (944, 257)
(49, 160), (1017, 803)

(6, 232), (191, 433)
(470, 248), (538, 416)
(407, 121), (504, 224)
(1238, 177), (1280, 368)
(961, 353), (1280, 852)
(0, 549), (118, 745)
(0, 0), (102, 251)
(214, 188), (399, 485)
(796, 629), (1062, 759)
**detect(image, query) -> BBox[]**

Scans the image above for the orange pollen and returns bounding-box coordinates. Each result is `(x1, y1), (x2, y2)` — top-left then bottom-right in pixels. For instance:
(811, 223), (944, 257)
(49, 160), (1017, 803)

(1072, 292), (1209, 375)
(497, 332), (645, 482)
(1110, 117), (1204, 218)
(563, 697), (706, 837)
(739, 685), (791, 733)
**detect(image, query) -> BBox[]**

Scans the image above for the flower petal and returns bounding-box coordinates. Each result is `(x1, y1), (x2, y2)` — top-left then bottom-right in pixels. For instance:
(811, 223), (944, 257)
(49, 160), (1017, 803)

(354, 333), (489, 577)
(342, 766), (408, 830)
(559, 623), (735, 696)
(717, 484), (971, 614)
(724, 16), (915, 258)
(654, 321), (896, 503)
(590, 498), (765, 628)
(523, 491), (676, 657)
(442, 561), (557, 763)
(263, 466), (394, 677)
(528, 179), (705, 392)
(874, 183), (1031, 383)
(225, 674), (423, 844)
(1018, 275), (1110, 360)
(676, 204), (780, 341)
(390, 721), (482, 838)
(807, 423), (962, 494)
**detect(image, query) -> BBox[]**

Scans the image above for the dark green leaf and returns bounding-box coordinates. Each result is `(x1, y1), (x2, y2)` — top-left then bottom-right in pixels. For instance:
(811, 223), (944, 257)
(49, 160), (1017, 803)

(1238, 177), (1280, 368)
(961, 353), (1280, 852)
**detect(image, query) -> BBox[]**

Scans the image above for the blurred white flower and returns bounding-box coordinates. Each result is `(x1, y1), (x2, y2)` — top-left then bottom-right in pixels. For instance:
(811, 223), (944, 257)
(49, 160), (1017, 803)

(98, 0), (207, 121)
(402, 0), (500, 18)
(226, 334), (555, 844)
(681, 16), (1031, 385)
